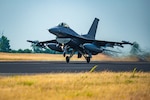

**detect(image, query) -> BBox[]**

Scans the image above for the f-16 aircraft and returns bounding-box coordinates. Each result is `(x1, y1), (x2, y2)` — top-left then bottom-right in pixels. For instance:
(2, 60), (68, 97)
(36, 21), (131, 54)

(27, 18), (133, 63)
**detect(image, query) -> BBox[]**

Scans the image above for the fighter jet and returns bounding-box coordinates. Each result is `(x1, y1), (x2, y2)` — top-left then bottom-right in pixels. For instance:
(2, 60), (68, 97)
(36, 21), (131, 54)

(27, 18), (133, 63)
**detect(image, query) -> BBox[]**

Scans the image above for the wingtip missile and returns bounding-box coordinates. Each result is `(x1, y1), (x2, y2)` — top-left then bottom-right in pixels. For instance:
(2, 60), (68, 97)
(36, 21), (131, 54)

(27, 40), (39, 44)
(122, 40), (133, 45)
(27, 40), (32, 43)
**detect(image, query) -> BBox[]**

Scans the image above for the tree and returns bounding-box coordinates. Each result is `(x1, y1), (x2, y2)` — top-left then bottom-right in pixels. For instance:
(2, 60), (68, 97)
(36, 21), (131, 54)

(43, 48), (56, 54)
(23, 49), (32, 53)
(17, 49), (24, 53)
(0, 35), (11, 52)
(10, 49), (32, 53)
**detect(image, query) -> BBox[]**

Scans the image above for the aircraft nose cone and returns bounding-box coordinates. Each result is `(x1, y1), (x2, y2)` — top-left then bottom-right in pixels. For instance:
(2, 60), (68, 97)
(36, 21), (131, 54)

(48, 28), (54, 33)
(48, 27), (60, 34)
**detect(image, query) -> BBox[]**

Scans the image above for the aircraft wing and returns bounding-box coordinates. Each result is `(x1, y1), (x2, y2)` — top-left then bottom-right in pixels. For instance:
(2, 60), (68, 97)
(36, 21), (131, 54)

(94, 40), (133, 48)
(39, 40), (58, 44)
(27, 39), (57, 44)
(27, 39), (58, 47)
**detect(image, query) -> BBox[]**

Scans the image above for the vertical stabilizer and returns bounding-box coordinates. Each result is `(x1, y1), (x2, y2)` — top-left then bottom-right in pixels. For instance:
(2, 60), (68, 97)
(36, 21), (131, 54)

(83, 18), (99, 39)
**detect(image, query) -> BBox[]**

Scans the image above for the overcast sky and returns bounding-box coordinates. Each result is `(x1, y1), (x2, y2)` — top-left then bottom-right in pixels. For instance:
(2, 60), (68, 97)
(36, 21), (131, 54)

(0, 0), (150, 51)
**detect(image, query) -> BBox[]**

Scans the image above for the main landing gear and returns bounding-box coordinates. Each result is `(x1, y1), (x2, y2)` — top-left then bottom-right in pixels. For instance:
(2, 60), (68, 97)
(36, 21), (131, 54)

(83, 52), (92, 63)
(66, 56), (70, 63)
(86, 57), (91, 63)
(66, 56), (91, 63)
(64, 50), (91, 63)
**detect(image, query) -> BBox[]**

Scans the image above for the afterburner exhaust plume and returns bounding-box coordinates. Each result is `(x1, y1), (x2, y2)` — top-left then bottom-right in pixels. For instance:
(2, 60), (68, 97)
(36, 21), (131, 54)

(129, 42), (150, 61)
(102, 42), (150, 62)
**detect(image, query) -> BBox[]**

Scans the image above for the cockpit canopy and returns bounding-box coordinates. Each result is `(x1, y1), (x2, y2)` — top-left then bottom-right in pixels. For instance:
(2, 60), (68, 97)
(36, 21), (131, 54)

(58, 22), (70, 28)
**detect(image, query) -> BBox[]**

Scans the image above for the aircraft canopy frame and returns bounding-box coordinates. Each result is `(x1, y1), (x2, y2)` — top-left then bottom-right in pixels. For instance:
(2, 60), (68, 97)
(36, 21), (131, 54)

(58, 22), (70, 28)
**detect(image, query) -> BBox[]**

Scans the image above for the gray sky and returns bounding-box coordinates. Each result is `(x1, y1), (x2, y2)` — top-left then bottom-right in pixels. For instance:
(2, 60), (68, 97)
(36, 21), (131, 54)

(0, 0), (150, 51)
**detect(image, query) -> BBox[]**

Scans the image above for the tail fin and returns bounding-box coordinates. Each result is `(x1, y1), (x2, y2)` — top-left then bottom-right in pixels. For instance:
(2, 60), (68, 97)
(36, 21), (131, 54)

(83, 18), (99, 39)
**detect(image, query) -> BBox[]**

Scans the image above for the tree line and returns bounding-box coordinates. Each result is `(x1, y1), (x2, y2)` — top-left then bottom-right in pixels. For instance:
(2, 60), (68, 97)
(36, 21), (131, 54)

(0, 35), (58, 54)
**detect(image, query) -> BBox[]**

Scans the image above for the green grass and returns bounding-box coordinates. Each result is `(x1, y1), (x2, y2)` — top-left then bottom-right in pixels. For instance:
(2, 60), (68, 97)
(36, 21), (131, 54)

(0, 72), (149, 100)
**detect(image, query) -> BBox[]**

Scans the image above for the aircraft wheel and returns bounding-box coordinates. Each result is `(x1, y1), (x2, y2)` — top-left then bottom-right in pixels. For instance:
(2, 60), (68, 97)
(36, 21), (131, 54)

(66, 56), (70, 63)
(86, 57), (90, 63)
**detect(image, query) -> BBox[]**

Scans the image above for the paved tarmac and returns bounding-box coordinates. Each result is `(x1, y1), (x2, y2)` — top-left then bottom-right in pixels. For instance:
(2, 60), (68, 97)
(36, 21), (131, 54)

(0, 61), (150, 74)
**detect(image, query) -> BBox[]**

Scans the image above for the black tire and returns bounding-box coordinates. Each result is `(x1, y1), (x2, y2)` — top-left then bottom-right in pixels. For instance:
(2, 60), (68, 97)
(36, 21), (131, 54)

(86, 57), (90, 63)
(66, 56), (70, 63)
(63, 53), (66, 57)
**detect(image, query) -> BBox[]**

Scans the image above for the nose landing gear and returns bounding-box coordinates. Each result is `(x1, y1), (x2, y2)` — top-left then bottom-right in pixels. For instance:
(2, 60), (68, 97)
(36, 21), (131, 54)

(65, 50), (75, 63)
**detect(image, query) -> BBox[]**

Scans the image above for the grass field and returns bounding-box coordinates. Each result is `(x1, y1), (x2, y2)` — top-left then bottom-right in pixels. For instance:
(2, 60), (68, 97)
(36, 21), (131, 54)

(0, 53), (144, 61)
(0, 72), (149, 100)
(0, 53), (149, 100)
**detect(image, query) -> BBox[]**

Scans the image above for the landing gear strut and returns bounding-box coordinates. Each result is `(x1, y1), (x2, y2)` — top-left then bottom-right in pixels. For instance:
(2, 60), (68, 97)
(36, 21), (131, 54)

(78, 51), (92, 63)
(63, 53), (66, 57)
(86, 57), (91, 63)
(65, 50), (75, 63)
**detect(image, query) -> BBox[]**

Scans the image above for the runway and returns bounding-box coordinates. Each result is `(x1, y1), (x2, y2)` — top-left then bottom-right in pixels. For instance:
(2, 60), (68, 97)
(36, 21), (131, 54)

(0, 61), (150, 74)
